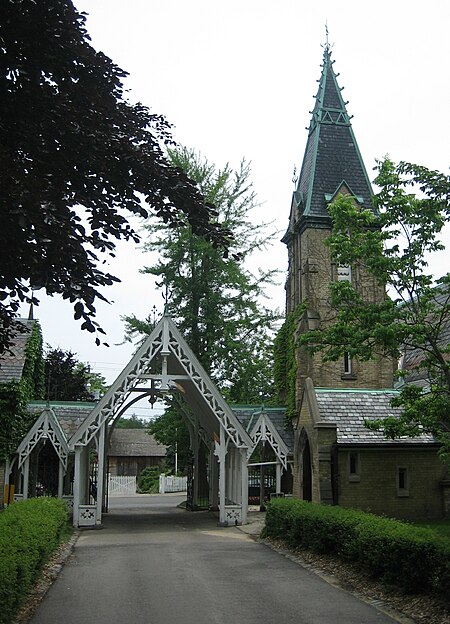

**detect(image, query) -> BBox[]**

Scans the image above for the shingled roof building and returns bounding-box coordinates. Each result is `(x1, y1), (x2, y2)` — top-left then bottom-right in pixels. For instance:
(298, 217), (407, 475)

(283, 46), (449, 520)
(107, 429), (166, 477)
(0, 319), (35, 383)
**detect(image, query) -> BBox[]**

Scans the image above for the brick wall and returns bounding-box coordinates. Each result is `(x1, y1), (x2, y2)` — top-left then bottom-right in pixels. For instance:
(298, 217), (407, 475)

(337, 447), (447, 521)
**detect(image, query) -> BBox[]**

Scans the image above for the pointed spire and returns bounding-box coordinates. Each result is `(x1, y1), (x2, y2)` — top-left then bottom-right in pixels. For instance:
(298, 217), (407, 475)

(292, 44), (373, 227)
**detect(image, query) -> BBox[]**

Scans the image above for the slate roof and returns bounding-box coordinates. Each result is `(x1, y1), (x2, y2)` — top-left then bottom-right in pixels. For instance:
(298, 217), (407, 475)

(291, 47), (373, 230)
(314, 388), (437, 445)
(232, 406), (294, 454)
(28, 402), (95, 438)
(0, 319), (35, 384)
(108, 429), (166, 457)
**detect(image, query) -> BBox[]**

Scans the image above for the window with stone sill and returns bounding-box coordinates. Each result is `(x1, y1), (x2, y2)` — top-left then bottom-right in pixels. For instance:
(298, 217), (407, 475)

(341, 352), (357, 380)
(397, 466), (409, 497)
(348, 451), (360, 482)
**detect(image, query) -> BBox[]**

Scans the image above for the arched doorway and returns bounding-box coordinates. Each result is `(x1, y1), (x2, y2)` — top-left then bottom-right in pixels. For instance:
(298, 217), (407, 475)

(299, 429), (312, 502)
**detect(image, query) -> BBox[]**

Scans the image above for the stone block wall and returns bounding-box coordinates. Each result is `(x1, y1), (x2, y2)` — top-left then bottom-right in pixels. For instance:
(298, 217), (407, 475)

(337, 447), (447, 520)
(294, 227), (394, 390)
(292, 399), (337, 504)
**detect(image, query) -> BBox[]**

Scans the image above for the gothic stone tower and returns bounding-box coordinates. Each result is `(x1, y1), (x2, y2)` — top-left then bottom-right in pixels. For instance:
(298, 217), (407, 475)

(282, 46), (393, 392)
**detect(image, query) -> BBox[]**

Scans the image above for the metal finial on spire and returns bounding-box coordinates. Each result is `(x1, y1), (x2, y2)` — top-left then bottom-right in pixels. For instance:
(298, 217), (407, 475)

(322, 21), (333, 56)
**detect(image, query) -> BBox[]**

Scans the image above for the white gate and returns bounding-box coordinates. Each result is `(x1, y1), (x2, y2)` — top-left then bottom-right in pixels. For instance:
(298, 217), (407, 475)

(108, 475), (137, 496)
(159, 474), (187, 493)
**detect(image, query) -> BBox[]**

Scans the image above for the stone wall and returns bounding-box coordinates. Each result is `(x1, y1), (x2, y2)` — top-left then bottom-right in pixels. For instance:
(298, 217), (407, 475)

(293, 393), (337, 504)
(337, 447), (447, 521)
(294, 226), (394, 391)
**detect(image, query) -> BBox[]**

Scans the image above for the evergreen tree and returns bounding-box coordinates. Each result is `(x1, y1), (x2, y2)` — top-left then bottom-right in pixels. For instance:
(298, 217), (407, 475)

(125, 147), (281, 470)
(125, 146), (280, 403)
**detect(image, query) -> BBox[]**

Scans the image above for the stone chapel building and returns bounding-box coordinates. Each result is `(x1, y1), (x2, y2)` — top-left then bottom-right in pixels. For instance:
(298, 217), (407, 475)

(282, 46), (449, 520)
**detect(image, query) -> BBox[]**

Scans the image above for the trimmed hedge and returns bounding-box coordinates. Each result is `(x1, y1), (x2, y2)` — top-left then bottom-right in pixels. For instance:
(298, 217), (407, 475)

(262, 498), (450, 598)
(0, 497), (69, 624)
(137, 466), (160, 493)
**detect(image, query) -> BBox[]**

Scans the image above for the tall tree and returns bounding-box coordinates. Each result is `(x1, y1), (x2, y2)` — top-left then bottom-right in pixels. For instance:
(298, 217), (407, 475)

(0, 0), (230, 355)
(44, 347), (107, 401)
(125, 148), (281, 471)
(125, 146), (280, 404)
(302, 158), (450, 465)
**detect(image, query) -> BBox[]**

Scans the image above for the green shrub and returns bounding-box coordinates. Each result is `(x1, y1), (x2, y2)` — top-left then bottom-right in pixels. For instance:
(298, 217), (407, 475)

(137, 466), (161, 493)
(0, 497), (69, 624)
(263, 499), (450, 598)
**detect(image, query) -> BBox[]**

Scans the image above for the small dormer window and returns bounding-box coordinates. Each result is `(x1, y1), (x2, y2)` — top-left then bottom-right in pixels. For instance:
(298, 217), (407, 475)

(337, 265), (352, 282)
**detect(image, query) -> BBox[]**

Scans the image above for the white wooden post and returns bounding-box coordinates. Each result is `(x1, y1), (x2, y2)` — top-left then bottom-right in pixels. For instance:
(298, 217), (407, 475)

(73, 445), (82, 527)
(215, 426), (227, 525)
(276, 462), (282, 493)
(96, 423), (106, 525)
(240, 448), (248, 525)
(209, 445), (218, 510)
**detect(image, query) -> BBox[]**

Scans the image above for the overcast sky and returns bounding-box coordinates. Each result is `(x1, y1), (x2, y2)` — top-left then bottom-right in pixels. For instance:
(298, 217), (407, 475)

(27, 0), (450, 405)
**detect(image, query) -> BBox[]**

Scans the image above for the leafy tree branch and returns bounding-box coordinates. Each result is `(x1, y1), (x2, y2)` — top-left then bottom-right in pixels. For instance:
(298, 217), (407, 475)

(300, 158), (450, 464)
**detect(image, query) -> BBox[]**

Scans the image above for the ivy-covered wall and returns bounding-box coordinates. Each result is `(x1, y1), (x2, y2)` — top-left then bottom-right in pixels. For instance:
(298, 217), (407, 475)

(273, 305), (304, 425)
(0, 321), (44, 460)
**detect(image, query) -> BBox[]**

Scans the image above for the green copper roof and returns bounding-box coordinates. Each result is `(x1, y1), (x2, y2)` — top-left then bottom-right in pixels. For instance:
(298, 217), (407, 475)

(293, 46), (374, 227)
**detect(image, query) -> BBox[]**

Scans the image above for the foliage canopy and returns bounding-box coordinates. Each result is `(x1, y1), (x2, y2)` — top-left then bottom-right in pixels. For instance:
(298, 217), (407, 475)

(302, 158), (450, 464)
(44, 346), (107, 402)
(0, 0), (229, 355)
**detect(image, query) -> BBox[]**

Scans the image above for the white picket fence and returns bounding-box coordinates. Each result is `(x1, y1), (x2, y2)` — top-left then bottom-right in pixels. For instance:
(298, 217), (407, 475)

(108, 475), (137, 496)
(159, 474), (187, 493)
(107, 474), (186, 496)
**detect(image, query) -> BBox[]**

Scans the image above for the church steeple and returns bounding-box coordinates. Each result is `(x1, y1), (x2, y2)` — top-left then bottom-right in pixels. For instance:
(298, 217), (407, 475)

(282, 45), (393, 391)
(292, 46), (373, 230)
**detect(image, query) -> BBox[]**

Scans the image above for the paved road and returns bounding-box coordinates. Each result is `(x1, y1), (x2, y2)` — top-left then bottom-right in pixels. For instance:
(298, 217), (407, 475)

(31, 494), (399, 624)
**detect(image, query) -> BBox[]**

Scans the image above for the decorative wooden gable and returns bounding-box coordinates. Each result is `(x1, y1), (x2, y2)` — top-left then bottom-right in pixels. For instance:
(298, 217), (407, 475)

(16, 405), (69, 470)
(70, 314), (252, 451)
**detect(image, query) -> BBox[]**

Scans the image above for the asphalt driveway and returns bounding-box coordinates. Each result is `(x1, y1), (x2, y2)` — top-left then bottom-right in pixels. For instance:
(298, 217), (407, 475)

(30, 494), (399, 624)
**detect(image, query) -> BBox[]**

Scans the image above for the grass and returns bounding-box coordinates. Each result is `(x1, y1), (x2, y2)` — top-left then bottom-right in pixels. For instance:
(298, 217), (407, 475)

(412, 519), (450, 539)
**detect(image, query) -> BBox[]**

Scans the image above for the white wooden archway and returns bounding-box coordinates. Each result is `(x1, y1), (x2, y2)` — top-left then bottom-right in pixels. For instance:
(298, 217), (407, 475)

(69, 314), (253, 528)
(11, 405), (70, 501)
(248, 411), (290, 493)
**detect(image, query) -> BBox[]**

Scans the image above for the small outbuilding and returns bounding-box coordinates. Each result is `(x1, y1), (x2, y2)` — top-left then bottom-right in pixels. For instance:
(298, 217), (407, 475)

(107, 429), (167, 477)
